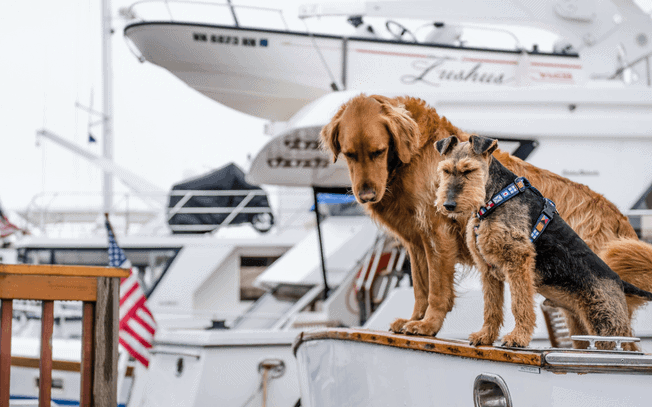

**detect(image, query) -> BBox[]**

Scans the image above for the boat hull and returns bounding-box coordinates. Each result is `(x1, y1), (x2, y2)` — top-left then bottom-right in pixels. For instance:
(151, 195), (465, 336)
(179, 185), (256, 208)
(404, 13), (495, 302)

(125, 22), (584, 121)
(294, 329), (652, 407)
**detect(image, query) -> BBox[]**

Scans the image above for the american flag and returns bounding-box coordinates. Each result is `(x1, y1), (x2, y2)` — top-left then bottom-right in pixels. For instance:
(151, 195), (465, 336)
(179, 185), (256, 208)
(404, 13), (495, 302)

(0, 202), (20, 238)
(106, 220), (156, 367)
(0, 215), (19, 238)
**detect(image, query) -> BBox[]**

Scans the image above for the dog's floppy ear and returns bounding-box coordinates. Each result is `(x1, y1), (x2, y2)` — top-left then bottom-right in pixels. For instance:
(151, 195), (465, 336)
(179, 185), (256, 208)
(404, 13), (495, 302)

(470, 135), (498, 156)
(371, 95), (419, 164)
(435, 136), (458, 156)
(320, 103), (348, 163)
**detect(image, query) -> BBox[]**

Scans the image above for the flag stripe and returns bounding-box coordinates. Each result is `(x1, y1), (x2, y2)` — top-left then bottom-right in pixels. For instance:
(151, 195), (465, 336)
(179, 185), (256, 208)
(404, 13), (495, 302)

(0, 216), (19, 238)
(119, 291), (146, 322)
(122, 323), (153, 349)
(137, 307), (156, 326)
(119, 337), (150, 367)
(133, 311), (156, 335)
(140, 305), (155, 320)
(120, 280), (140, 306)
(119, 329), (151, 357)
(127, 319), (154, 344)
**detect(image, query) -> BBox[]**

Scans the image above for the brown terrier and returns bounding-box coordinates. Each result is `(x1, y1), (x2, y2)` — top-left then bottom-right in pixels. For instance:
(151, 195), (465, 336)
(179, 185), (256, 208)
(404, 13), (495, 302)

(434, 135), (652, 348)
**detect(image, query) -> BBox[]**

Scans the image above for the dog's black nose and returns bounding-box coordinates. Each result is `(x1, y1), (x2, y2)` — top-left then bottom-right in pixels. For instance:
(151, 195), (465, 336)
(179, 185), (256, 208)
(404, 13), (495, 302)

(443, 201), (457, 211)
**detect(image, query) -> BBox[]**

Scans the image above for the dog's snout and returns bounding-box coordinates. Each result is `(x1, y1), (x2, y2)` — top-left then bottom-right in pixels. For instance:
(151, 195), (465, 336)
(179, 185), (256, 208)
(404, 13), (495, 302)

(358, 188), (377, 203)
(443, 201), (457, 211)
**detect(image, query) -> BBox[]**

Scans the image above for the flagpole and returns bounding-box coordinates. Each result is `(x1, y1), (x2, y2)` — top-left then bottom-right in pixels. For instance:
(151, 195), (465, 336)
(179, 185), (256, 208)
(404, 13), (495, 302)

(105, 212), (116, 235)
(107, 212), (129, 404)
(102, 0), (114, 213)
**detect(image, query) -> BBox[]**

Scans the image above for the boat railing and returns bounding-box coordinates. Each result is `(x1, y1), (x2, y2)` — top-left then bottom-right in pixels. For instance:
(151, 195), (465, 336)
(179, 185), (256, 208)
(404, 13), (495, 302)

(0, 264), (129, 407)
(167, 189), (272, 234)
(21, 191), (163, 237)
(122, 0), (289, 30)
(19, 188), (316, 237)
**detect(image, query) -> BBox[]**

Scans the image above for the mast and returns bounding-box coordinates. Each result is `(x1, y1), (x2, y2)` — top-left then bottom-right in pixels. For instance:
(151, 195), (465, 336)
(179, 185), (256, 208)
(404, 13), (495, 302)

(102, 0), (114, 213)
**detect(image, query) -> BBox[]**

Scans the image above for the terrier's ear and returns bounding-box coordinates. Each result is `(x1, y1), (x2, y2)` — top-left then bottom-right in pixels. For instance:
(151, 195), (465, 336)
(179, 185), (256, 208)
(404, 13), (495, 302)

(371, 95), (420, 164)
(470, 135), (498, 156)
(320, 103), (348, 163)
(435, 136), (459, 156)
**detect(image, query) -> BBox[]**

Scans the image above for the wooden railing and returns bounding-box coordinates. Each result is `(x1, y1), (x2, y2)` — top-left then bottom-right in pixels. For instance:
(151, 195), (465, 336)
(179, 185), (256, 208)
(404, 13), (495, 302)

(0, 264), (130, 407)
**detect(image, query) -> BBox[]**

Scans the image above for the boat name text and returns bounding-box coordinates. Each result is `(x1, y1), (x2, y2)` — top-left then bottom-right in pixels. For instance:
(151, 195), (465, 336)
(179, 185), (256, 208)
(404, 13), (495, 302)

(402, 57), (507, 86)
(193, 32), (268, 47)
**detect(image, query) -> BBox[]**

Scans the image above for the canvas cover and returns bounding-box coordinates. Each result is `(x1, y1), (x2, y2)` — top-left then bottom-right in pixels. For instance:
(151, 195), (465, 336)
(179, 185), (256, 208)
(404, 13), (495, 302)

(167, 163), (273, 233)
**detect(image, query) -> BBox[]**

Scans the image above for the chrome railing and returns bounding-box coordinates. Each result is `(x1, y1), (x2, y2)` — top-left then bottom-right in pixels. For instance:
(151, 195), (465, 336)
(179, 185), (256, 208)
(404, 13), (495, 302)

(122, 0), (289, 30)
(167, 189), (273, 233)
(19, 188), (317, 237)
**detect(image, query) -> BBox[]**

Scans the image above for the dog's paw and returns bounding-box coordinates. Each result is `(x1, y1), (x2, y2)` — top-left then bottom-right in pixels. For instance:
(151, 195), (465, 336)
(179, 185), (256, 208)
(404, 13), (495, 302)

(469, 329), (497, 346)
(403, 319), (441, 336)
(501, 332), (530, 348)
(389, 318), (409, 333)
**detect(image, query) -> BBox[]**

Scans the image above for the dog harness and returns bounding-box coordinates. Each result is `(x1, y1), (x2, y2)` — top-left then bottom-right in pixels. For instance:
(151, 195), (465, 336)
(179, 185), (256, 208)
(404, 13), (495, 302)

(476, 177), (557, 243)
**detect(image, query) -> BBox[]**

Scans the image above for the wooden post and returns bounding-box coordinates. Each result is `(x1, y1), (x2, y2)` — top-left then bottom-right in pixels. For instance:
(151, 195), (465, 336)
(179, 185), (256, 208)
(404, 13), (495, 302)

(0, 299), (13, 407)
(93, 277), (120, 407)
(39, 300), (54, 407)
(80, 301), (95, 407)
(0, 264), (129, 407)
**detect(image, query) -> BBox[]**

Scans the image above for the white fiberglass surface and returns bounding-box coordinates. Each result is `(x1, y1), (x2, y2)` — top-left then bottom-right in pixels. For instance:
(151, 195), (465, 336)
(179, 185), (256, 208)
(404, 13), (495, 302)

(296, 339), (652, 407)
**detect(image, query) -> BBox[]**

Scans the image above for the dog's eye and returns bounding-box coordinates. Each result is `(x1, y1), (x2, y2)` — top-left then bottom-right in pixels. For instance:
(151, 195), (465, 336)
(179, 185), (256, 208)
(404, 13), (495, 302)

(369, 149), (385, 159)
(462, 169), (475, 175)
(442, 169), (452, 175)
(344, 152), (358, 161)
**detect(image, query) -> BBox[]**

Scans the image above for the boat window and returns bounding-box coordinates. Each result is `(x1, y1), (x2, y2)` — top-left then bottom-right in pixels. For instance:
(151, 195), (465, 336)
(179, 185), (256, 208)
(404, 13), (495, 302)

(316, 192), (365, 217)
(629, 185), (652, 241)
(17, 247), (180, 296)
(325, 201), (365, 217)
(240, 256), (280, 301)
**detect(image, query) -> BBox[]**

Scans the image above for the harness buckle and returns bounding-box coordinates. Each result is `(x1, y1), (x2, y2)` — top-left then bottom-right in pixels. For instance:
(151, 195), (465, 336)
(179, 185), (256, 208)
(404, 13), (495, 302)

(515, 177), (530, 192)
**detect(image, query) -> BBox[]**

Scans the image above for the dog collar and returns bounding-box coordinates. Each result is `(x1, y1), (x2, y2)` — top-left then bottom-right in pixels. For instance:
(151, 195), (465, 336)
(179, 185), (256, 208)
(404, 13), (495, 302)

(477, 177), (530, 220)
(476, 176), (557, 243)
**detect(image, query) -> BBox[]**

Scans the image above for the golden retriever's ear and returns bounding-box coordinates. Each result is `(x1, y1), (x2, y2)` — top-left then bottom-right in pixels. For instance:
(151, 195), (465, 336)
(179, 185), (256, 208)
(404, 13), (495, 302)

(435, 136), (458, 156)
(470, 135), (498, 156)
(372, 96), (419, 164)
(320, 103), (348, 163)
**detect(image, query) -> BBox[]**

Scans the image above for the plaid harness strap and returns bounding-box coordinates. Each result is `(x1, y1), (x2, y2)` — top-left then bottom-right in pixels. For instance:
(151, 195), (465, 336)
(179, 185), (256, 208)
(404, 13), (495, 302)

(476, 177), (557, 243)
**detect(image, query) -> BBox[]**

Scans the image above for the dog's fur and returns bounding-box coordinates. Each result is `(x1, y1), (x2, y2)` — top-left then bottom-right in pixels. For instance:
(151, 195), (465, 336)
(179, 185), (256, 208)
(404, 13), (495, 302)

(435, 135), (652, 348)
(320, 94), (652, 345)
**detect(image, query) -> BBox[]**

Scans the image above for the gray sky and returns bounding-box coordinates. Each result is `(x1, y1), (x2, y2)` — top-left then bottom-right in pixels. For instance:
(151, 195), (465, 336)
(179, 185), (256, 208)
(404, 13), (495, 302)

(1, 0), (272, 211)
